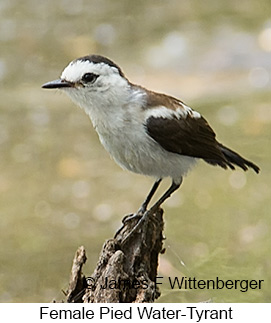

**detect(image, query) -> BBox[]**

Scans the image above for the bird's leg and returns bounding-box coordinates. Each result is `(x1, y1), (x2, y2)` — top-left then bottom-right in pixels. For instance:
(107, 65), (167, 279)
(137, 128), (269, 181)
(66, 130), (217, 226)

(121, 178), (162, 227)
(148, 178), (182, 213)
(123, 178), (180, 226)
(137, 178), (162, 215)
(120, 179), (182, 246)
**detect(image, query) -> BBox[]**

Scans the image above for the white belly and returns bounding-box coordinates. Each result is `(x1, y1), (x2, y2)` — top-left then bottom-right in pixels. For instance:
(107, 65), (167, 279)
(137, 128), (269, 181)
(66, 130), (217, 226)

(74, 91), (197, 184)
(97, 122), (196, 184)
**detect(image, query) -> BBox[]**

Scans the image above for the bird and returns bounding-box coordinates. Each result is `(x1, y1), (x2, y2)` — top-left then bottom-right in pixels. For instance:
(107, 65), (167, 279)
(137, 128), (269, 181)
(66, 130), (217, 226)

(42, 54), (260, 216)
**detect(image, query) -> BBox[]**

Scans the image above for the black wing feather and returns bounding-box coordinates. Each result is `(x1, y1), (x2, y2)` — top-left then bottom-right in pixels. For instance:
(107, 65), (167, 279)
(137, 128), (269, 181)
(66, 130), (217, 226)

(145, 115), (259, 173)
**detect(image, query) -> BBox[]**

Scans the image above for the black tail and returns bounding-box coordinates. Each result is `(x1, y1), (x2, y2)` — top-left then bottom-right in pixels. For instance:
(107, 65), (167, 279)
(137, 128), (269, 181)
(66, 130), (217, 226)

(204, 144), (260, 173)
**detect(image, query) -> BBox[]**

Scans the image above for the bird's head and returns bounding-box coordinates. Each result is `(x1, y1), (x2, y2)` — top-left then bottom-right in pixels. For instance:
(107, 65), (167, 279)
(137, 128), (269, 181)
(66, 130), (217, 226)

(42, 55), (130, 111)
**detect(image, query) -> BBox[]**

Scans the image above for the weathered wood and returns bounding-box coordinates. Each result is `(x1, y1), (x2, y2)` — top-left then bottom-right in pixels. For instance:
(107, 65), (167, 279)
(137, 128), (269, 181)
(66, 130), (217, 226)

(66, 208), (164, 303)
(66, 246), (87, 303)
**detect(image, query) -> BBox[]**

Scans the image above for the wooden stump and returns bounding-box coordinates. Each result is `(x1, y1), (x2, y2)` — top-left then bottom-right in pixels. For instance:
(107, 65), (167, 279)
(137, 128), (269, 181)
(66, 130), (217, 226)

(66, 208), (164, 303)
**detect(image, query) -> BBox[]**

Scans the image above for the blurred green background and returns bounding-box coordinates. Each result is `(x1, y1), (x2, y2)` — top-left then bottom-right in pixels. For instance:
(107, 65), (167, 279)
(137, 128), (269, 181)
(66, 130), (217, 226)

(0, 0), (270, 302)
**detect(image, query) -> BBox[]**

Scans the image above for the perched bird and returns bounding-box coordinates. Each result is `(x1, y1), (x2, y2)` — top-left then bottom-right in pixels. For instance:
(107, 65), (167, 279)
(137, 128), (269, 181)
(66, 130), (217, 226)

(42, 55), (259, 214)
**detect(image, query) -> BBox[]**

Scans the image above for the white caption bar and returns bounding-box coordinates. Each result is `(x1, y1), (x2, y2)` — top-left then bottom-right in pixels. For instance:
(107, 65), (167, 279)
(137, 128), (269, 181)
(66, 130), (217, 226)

(0, 303), (270, 322)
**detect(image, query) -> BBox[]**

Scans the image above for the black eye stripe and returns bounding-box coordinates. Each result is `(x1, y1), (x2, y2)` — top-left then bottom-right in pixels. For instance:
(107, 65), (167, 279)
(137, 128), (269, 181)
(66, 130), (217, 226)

(82, 73), (98, 83)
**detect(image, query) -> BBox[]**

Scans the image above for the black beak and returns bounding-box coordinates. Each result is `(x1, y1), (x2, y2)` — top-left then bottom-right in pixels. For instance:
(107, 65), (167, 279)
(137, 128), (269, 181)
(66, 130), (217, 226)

(42, 79), (73, 89)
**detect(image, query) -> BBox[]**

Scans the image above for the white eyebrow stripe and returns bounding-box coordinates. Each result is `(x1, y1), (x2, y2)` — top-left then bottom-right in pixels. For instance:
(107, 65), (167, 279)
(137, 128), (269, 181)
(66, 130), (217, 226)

(61, 60), (119, 83)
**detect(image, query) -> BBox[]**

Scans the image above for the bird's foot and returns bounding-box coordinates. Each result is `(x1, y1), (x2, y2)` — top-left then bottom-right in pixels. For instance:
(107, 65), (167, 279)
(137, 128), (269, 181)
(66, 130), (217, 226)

(122, 212), (142, 224)
(115, 205), (161, 244)
(120, 208), (159, 246)
(134, 200), (150, 217)
(114, 212), (142, 238)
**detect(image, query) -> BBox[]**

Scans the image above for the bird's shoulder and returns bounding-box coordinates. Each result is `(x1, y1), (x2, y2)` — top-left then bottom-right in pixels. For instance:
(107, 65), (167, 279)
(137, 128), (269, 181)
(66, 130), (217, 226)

(142, 88), (224, 161)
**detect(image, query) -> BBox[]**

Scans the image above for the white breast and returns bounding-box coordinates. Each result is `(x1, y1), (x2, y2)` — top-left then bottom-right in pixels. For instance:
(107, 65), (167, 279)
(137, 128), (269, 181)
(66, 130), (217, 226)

(65, 85), (197, 184)
(99, 123), (197, 185)
(91, 104), (196, 184)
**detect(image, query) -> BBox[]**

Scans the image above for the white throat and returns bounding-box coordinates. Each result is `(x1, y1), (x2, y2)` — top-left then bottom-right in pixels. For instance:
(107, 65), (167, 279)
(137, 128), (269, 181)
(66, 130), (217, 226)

(64, 78), (146, 137)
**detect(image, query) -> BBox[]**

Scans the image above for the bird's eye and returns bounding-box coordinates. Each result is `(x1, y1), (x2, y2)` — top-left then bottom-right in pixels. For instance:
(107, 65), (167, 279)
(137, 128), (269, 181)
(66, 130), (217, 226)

(81, 73), (98, 83)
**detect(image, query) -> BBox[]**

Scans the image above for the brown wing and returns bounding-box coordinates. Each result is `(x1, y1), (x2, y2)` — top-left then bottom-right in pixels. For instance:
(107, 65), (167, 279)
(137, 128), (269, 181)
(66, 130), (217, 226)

(145, 114), (231, 169)
(141, 88), (259, 173)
